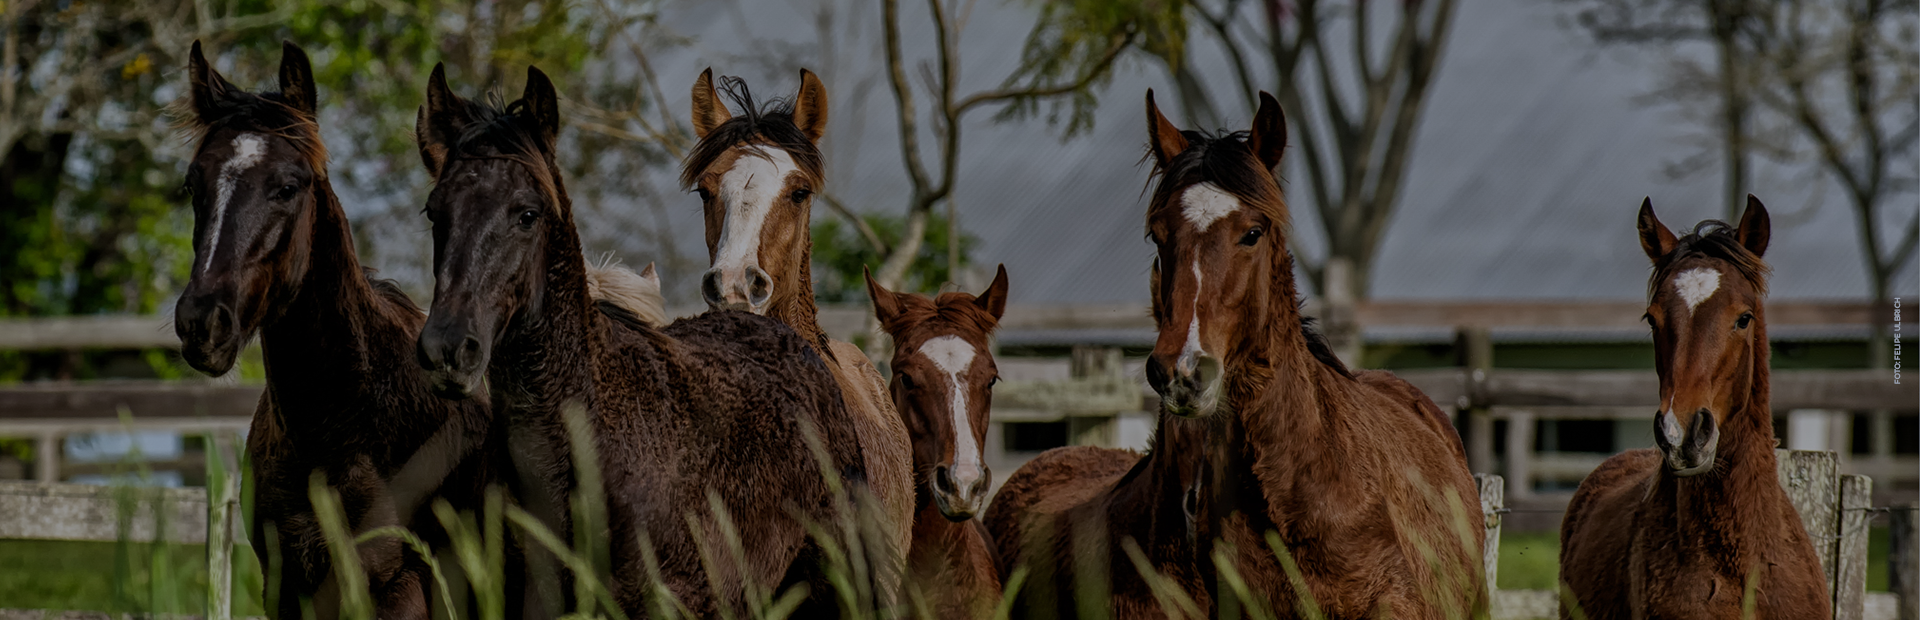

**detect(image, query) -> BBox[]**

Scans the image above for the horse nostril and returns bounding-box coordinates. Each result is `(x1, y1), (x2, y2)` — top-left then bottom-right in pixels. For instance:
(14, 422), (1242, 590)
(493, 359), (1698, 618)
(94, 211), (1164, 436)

(933, 465), (955, 494)
(746, 267), (772, 307)
(206, 303), (235, 341)
(700, 269), (725, 306)
(1193, 355), (1221, 386)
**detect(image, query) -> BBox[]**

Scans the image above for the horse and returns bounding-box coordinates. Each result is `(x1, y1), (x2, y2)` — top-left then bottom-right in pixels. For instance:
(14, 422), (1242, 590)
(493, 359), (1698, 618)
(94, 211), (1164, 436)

(1139, 90), (1486, 619)
(866, 265), (1010, 618)
(682, 68), (917, 598)
(1558, 197), (1828, 620)
(410, 64), (878, 618)
(171, 41), (507, 620)
(983, 243), (1220, 619)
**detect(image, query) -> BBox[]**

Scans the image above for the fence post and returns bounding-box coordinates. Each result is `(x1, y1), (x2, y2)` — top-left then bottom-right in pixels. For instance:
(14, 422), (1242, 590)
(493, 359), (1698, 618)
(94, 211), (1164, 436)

(33, 431), (59, 483)
(1475, 473), (1503, 592)
(205, 431), (238, 620)
(1893, 501), (1919, 620)
(1504, 411), (1534, 502)
(1777, 449), (1841, 588)
(1834, 474), (1871, 620)
(1458, 327), (1494, 477)
(1067, 346), (1122, 447)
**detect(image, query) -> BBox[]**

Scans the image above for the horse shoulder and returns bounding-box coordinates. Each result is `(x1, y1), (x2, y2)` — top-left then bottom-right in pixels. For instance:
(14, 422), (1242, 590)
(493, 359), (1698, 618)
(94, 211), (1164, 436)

(1559, 449), (1658, 619)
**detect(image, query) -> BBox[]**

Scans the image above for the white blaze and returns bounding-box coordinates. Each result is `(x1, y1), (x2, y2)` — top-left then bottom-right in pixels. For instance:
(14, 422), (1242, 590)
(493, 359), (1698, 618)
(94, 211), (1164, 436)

(204, 133), (267, 273)
(1181, 183), (1239, 232)
(1178, 261), (1203, 374)
(1674, 268), (1722, 314)
(919, 335), (982, 478)
(711, 147), (800, 289)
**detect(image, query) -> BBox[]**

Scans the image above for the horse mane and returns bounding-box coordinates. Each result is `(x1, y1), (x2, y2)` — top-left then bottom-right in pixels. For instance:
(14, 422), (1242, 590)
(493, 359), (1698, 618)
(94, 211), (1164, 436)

(1298, 313), (1352, 379)
(677, 76), (826, 190)
(874, 290), (1002, 340)
(362, 268), (424, 316)
(435, 92), (566, 211)
(169, 85), (330, 179)
(586, 257), (669, 327)
(1650, 220), (1771, 298)
(1144, 129), (1288, 237)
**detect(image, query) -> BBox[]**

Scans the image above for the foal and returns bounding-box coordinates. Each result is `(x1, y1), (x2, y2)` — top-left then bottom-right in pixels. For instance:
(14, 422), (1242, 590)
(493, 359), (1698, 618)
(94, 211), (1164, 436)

(1559, 197), (1827, 620)
(412, 66), (875, 617)
(172, 41), (499, 620)
(683, 69), (917, 587)
(867, 266), (1009, 618)
(1140, 91), (1485, 619)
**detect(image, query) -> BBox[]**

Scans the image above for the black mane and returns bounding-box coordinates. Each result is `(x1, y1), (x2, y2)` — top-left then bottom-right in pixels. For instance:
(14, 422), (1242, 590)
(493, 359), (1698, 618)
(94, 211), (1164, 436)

(678, 76), (825, 189)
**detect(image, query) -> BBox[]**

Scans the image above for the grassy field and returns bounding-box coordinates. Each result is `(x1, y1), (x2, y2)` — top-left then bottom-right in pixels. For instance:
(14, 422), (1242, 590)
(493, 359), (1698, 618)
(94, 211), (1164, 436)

(1496, 527), (1895, 592)
(0, 539), (264, 613)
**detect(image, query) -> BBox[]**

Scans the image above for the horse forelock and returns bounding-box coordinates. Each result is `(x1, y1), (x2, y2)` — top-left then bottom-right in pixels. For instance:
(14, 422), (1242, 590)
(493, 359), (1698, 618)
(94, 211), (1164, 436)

(1144, 130), (1287, 238)
(1649, 222), (1771, 301)
(172, 88), (330, 180)
(437, 95), (567, 214)
(878, 291), (1001, 347)
(678, 77), (825, 191)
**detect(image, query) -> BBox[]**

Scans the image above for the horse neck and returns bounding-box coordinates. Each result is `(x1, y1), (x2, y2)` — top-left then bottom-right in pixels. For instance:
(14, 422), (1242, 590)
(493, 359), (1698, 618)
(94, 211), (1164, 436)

(258, 181), (396, 403)
(495, 209), (603, 415)
(1660, 307), (1785, 546)
(1225, 257), (1334, 457)
(765, 235), (836, 358)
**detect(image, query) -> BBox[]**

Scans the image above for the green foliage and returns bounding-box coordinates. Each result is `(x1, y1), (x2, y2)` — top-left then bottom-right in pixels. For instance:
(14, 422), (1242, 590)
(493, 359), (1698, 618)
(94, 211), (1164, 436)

(1000, 0), (1185, 134)
(812, 213), (979, 303)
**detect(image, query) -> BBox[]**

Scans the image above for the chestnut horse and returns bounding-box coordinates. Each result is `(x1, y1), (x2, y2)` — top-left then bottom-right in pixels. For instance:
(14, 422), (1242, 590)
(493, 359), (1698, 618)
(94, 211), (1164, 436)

(1140, 91), (1485, 619)
(1559, 197), (1828, 620)
(683, 69), (916, 591)
(411, 66), (876, 617)
(867, 265), (1010, 618)
(172, 41), (502, 620)
(983, 245), (1219, 620)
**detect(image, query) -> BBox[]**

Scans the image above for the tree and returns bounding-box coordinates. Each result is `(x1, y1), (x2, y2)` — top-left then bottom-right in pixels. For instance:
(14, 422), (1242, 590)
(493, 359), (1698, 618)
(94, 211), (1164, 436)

(868, 0), (1136, 292)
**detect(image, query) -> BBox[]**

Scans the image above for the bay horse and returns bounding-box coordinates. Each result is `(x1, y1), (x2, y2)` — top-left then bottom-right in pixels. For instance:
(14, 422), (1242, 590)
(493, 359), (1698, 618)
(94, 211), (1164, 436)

(1558, 197), (1828, 620)
(1139, 90), (1485, 619)
(866, 265), (1010, 618)
(683, 68), (916, 595)
(172, 41), (502, 620)
(411, 65), (877, 617)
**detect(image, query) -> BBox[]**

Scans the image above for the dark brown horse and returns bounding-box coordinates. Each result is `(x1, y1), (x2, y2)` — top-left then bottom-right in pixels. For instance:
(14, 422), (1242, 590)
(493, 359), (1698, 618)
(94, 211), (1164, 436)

(1559, 197), (1827, 620)
(983, 238), (1218, 620)
(684, 70), (916, 585)
(1139, 90), (1485, 619)
(410, 65), (876, 618)
(172, 41), (499, 620)
(867, 265), (1010, 618)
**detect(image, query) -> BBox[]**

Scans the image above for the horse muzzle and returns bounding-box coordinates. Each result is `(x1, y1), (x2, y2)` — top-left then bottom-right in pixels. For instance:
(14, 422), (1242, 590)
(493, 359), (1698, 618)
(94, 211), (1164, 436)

(1149, 353), (1222, 418)
(175, 291), (244, 375)
(701, 266), (772, 314)
(416, 317), (489, 400)
(931, 463), (990, 522)
(1653, 408), (1719, 477)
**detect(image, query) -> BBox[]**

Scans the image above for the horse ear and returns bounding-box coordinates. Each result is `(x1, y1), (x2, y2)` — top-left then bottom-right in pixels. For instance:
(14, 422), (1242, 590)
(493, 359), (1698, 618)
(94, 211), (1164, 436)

(522, 66), (561, 148)
(187, 40), (239, 123)
(277, 41), (318, 117)
(1736, 194), (1770, 258)
(1245, 92), (1287, 172)
(691, 68), (732, 139)
(417, 63), (470, 177)
(792, 69), (828, 143)
(974, 264), (1009, 321)
(1146, 89), (1189, 170)
(1637, 197), (1677, 262)
(865, 267), (903, 330)
(639, 261), (659, 285)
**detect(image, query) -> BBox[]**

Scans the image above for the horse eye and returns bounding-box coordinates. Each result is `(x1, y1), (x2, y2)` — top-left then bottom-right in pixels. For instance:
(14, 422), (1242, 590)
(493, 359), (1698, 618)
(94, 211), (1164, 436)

(897, 374), (915, 390)
(1239, 227), (1263, 246)
(274, 184), (299, 201)
(518, 209), (539, 228)
(988, 376), (1000, 389)
(789, 189), (812, 203)
(1736, 312), (1753, 329)
(695, 188), (713, 202)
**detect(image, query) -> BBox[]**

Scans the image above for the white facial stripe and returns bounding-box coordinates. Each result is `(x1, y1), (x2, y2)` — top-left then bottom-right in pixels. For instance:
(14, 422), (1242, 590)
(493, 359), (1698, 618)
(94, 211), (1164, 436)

(1674, 268), (1722, 314)
(919, 335), (982, 473)
(204, 133), (268, 273)
(1181, 183), (1240, 232)
(712, 147), (800, 275)
(1178, 261), (1203, 373)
